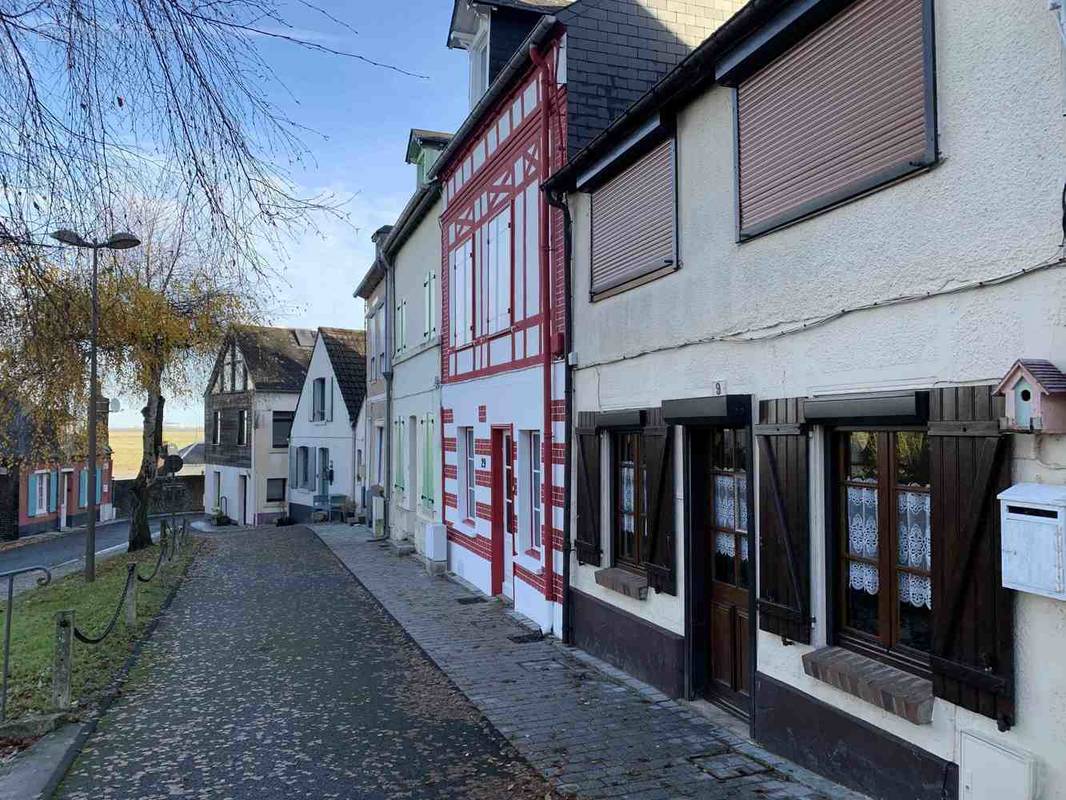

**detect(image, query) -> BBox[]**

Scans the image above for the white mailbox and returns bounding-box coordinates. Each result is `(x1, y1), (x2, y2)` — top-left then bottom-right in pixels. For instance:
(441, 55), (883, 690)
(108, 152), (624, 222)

(998, 483), (1066, 601)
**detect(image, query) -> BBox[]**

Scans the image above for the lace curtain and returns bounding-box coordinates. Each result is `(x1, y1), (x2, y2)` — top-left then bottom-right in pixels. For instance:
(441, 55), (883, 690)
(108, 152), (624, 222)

(897, 490), (932, 609)
(714, 474), (748, 560)
(847, 483), (879, 594)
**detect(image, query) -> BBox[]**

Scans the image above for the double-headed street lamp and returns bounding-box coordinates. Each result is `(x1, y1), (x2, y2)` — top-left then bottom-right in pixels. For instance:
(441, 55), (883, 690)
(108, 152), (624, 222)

(50, 230), (140, 582)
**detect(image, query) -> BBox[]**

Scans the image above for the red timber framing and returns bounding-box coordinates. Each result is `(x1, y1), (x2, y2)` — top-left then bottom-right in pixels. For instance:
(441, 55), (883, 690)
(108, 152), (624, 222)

(440, 32), (568, 610)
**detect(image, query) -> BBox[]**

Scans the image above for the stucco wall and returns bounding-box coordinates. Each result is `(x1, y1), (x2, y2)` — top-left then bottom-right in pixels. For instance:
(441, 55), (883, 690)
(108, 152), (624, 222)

(252, 391), (298, 523)
(566, 0), (1066, 794)
(288, 336), (357, 514)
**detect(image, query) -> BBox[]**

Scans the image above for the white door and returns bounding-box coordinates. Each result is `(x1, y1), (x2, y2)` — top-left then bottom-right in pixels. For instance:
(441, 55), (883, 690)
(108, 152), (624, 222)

(59, 472), (69, 529)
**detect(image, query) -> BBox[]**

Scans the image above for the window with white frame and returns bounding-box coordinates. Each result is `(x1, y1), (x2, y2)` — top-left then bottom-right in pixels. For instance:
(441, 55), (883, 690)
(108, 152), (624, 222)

(423, 271), (437, 339)
(468, 26), (489, 107)
(394, 419), (406, 491)
(237, 409), (249, 446)
(312, 377), (327, 421)
(421, 413), (436, 507)
(374, 425), (384, 486)
(395, 298), (407, 355)
(297, 446), (310, 489)
(530, 431), (542, 549)
(212, 410), (222, 445)
(449, 240), (473, 347)
(459, 427), (476, 519)
(478, 207), (512, 336)
(35, 471), (49, 516)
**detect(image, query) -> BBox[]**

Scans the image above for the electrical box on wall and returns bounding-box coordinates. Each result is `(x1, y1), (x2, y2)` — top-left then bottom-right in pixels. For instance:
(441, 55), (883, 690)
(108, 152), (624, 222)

(998, 483), (1066, 601)
(995, 359), (1066, 432)
(959, 730), (1037, 800)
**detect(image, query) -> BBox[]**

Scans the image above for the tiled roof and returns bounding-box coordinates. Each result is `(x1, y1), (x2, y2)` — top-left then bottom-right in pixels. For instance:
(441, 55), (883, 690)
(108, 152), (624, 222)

(319, 327), (368, 421)
(233, 326), (316, 392)
(1016, 359), (1066, 394)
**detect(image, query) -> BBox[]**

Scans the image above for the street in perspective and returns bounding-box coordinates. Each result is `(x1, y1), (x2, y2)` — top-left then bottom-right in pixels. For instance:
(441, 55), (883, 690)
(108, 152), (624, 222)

(1, 0), (1065, 799)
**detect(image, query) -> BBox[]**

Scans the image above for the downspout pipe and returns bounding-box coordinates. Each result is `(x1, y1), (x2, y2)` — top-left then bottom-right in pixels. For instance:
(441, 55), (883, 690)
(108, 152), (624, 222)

(383, 254), (394, 541)
(545, 184), (574, 645)
(530, 42), (556, 615)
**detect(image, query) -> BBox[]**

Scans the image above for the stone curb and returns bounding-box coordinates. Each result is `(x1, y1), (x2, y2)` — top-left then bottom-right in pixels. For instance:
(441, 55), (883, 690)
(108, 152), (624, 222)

(0, 539), (204, 799)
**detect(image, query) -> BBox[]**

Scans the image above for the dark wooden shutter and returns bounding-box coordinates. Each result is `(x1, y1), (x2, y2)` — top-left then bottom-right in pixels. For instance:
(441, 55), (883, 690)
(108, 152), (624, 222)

(756, 398), (811, 644)
(737, 0), (933, 238)
(928, 386), (1015, 730)
(590, 139), (675, 296)
(575, 411), (602, 566)
(642, 408), (676, 595)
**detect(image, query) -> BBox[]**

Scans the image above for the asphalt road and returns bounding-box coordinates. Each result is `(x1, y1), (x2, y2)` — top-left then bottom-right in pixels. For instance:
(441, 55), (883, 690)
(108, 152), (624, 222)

(0, 514), (198, 576)
(54, 527), (559, 800)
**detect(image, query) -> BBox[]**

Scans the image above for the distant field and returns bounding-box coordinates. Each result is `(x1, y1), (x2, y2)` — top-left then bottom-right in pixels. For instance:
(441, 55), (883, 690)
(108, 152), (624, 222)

(110, 427), (204, 479)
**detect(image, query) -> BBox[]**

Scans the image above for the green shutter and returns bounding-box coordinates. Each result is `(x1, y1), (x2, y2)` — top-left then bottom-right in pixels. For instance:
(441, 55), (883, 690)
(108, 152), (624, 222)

(95, 467), (102, 503)
(49, 469), (59, 512)
(79, 469), (88, 507)
(27, 473), (37, 517)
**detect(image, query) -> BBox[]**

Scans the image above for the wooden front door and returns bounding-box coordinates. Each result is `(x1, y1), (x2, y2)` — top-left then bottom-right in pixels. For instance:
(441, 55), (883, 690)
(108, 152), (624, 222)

(702, 428), (752, 714)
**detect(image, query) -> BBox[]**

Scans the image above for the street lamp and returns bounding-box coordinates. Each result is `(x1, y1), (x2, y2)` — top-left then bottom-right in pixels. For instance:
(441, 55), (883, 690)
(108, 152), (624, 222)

(50, 229), (141, 582)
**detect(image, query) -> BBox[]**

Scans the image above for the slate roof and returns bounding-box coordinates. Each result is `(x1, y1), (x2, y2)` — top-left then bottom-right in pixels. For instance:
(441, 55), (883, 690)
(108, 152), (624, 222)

(232, 326), (316, 393)
(319, 327), (368, 422)
(999, 359), (1066, 395)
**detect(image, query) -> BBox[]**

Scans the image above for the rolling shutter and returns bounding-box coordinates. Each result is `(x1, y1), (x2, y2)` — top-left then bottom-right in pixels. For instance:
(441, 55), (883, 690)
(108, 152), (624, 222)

(642, 408), (676, 595)
(755, 398), (811, 644)
(590, 139), (675, 296)
(737, 0), (933, 238)
(928, 386), (1015, 730)
(574, 412), (602, 566)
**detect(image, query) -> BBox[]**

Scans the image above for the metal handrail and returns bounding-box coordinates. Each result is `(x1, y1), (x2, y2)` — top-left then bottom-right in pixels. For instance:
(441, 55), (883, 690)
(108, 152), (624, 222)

(1, 565), (52, 721)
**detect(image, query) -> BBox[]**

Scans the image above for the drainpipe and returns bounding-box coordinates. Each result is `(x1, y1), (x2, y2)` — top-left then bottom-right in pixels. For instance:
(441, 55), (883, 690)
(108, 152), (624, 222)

(545, 185), (574, 645)
(530, 42), (556, 614)
(383, 256), (394, 541)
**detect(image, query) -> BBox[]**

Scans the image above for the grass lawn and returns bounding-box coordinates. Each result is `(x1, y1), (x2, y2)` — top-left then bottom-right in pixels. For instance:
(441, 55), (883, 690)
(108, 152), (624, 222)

(1, 540), (200, 720)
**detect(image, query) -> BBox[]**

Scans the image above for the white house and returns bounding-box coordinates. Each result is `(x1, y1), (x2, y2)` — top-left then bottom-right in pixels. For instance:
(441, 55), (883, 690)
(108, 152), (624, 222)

(547, 1), (1066, 799)
(287, 327), (367, 521)
(203, 326), (315, 525)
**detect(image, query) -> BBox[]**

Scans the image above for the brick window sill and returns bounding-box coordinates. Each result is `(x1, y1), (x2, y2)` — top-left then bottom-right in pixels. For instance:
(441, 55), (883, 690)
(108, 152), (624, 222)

(801, 646), (933, 725)
(594, 567), (648, 601)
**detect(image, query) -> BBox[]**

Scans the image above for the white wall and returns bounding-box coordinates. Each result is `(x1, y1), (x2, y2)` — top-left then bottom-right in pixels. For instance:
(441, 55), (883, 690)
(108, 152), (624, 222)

(252, 390), (299, 523)
(567, 0), (1066, 794)
(288, 335), (357, 512)
(389, 198), (443, 553)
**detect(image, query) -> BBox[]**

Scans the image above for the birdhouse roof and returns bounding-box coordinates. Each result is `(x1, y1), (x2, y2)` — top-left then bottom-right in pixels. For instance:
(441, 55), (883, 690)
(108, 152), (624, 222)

(996, 359), (1066, 396)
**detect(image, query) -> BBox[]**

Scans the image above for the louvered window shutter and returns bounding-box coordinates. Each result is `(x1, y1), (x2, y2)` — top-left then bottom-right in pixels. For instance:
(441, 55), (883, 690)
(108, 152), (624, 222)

(590, 139), (675, 296)
(736, 0), (933, 238)
(642, 409), (676, 594)
(755, 398), (811, 644)
(574, 412), (602, 566)
(27, 473), (37, 517)
(79, 469), (88, 507)
(928, 386), (1015, 730)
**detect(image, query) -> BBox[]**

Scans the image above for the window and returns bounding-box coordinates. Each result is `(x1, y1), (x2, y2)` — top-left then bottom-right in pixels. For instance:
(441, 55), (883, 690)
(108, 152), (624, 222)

(836, 430), (932, 659)
(395, 298), (407, 355)
(449, 240), (474, 347)
(376, 311), (386, 376)
(460, 427), (476, 519)
(530, 432), (542, 549)
(213, 470), (222, 509)
(374, 426), (384, 486)
(297, 446), (310, 490)
(236, 409), (249, 446)
(735, 0), (934, 239)
(468, 27), (489, 107)
(709, 429), (749, 589)
(393, 419), (406, 491)
(272, 411), (294, 449)
(590, 139), (676, 298)
(312, 377), (327, 421)
(477, 208), (512, 336)
(423, 271), (437, 339)
(407, 415), (418, 505)
(34, 471), (49, 516)
(613, 431), (647, 570)
(266, 478), (286, 502)
(421, 414), (436, 507)
(318, 447), (330, 494)
(212, 410), (222, 445)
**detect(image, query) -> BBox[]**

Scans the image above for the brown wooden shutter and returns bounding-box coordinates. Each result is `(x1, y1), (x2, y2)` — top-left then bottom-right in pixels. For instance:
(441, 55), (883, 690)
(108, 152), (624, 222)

(590, 139), (675, 296)
(737, 0), (933, 238)
(642, 408), (676, 595)
(756, 398), (811, 644)
(928, 386), (1015, 730)
(575, 411), (602, 566)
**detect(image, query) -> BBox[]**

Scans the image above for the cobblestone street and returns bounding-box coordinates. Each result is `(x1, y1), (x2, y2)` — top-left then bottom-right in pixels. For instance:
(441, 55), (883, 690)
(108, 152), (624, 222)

(315, 524), (867, 800)
(55, 528), (560, 800)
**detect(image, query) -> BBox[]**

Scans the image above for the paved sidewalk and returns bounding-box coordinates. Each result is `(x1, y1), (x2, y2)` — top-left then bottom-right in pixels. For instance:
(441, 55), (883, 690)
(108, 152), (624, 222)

(55, 527), (561, 799)
(314, 524), (866, 800)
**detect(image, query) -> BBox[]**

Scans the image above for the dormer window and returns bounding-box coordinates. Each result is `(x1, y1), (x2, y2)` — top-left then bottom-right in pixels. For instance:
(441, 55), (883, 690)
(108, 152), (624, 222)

(469, 26), (489, 107)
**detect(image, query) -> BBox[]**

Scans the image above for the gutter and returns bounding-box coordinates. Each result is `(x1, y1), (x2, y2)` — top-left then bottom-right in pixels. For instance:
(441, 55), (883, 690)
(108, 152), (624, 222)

(428, 15), (559, 184)
(381, 180), (442, 260)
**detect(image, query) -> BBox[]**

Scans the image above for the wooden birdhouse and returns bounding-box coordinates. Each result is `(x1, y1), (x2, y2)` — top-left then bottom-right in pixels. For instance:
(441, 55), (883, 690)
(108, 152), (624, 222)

(995, 359), (1066, 433)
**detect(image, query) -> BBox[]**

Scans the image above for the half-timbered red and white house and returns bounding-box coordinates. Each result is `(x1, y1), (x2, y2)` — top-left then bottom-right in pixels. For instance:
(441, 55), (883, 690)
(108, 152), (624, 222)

(433, 0), (744, 632)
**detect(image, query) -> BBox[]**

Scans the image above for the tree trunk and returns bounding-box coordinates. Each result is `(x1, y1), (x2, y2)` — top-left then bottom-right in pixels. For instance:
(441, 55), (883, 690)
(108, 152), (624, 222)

(128, 385), (164, 552)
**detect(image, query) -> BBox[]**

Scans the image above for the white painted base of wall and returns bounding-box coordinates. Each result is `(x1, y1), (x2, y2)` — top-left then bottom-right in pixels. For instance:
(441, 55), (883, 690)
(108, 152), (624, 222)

(449, 540), (492, 594)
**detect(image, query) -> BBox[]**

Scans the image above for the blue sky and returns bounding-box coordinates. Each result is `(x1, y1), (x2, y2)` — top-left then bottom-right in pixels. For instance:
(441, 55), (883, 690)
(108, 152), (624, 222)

(110, 0), (469, 429)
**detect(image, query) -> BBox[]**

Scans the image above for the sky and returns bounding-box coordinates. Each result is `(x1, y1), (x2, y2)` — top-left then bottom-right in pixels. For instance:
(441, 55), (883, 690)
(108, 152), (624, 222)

(109, 0), (470, 429)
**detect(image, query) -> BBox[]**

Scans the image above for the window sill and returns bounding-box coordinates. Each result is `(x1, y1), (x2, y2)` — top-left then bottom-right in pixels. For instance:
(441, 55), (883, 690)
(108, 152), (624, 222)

(801, 646), (933, 726)
(594, 566), (648, 601)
